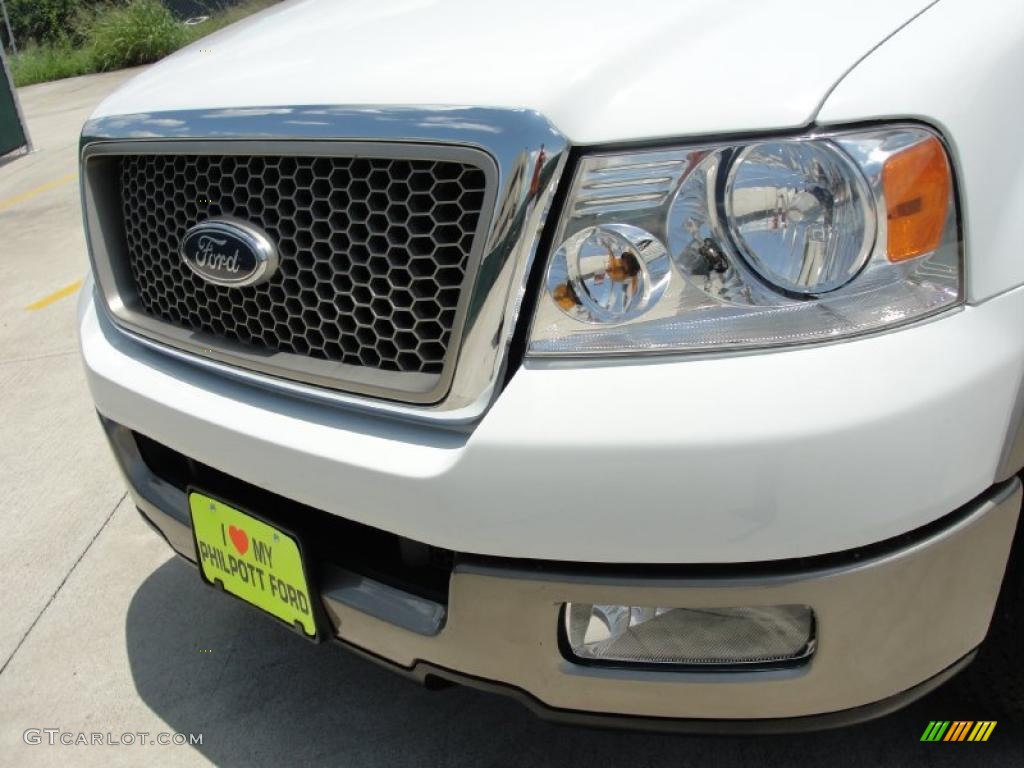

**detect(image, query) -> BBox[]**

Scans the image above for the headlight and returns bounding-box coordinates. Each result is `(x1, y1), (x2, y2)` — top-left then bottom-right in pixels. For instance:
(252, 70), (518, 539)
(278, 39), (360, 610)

(548, 223), (670, 323)
(725, 141), (874, 295)
(529, 125), (961, 356)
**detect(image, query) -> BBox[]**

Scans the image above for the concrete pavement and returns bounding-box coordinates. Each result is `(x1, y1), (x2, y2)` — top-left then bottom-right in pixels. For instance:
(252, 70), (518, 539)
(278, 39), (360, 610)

(0, 68), (143, 671)
(0, 69), (1021, 768)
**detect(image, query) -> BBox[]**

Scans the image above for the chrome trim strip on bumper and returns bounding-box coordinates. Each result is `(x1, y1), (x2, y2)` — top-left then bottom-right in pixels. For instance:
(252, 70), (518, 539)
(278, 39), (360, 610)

(81, 107), (569, 423)
(101, 416), (1022, 721)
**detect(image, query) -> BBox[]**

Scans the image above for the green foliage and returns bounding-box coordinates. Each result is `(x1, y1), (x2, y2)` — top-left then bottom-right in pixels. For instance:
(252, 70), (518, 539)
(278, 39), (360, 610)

(3, 0), (110, 47)
(7, 1), (277, 87)
(88, 0), (185, 71)
(8, 41), (95, 86)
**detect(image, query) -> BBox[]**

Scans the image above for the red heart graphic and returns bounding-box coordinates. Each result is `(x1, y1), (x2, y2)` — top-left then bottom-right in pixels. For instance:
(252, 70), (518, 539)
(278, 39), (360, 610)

(228, 525), (249, 556)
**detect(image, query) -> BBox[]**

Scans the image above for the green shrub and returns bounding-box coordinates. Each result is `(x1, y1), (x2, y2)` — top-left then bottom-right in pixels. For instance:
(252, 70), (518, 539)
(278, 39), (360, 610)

(8, 0), (278, 87)
(3, 0), (112, 47)
(9, 41), (95, 86)
(87, 0), (186, 71)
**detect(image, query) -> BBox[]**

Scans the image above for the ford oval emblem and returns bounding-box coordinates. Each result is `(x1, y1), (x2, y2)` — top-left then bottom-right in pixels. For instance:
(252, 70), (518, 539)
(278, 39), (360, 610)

(180, 218), (279, 288)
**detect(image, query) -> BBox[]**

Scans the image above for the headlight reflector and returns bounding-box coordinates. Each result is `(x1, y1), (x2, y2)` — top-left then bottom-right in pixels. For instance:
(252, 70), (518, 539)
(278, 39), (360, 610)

(529, 125), (961, 357)
(725, 141), (874, 295)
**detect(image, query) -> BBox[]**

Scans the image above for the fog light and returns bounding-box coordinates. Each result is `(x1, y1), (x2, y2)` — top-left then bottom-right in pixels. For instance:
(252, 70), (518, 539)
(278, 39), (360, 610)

(563, 603), (815, 668)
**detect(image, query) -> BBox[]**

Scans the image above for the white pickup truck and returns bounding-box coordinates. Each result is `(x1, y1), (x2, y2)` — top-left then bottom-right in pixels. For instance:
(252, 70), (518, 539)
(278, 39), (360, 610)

(78, 0), (1024, 730)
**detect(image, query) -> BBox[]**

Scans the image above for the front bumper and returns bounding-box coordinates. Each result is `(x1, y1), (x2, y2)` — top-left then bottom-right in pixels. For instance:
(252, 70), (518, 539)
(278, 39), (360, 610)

(103, 416), (1020, 725)
(80, 279), (1024, 563)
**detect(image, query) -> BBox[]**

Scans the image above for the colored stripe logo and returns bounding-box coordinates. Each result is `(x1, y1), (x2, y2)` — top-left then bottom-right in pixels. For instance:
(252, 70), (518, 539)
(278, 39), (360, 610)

(921, 721), (996, 742)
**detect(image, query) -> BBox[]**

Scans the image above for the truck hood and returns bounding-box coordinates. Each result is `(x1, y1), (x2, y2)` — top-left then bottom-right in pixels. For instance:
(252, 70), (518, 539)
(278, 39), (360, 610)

(92, 0), (937, 143)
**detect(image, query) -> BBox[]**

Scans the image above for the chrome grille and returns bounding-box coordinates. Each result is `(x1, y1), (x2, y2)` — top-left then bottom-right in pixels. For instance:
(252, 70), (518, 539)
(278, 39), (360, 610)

(119, 154), (488, 376)
(82, 108), (568, 421)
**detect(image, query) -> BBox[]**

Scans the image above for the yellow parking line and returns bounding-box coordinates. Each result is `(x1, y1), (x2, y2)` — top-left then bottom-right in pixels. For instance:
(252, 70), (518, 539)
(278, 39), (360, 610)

(25, 279), (84, 311)
(0, 173), (77, 212)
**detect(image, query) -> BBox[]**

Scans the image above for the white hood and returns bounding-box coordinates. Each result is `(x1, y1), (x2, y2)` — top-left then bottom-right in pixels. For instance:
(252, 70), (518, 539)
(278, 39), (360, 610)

(92, 0), (937, 143)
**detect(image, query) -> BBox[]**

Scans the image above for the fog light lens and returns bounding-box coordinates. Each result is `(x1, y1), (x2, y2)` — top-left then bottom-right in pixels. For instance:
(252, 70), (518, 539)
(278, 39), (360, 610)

(563, 603), (815, 668)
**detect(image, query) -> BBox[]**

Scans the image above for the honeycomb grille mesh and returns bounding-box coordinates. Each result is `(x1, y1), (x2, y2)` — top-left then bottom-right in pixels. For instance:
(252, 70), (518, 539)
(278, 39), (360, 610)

(119, 154), (488, 376)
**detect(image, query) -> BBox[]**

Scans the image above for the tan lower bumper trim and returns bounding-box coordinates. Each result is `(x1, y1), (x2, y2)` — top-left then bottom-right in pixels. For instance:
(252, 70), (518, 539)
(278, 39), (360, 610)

(320, 479), (1020, 719)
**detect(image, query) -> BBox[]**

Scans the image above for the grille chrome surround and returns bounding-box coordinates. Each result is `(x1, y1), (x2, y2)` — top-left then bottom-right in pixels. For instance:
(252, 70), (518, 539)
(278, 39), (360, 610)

(81, 108), (569, 419)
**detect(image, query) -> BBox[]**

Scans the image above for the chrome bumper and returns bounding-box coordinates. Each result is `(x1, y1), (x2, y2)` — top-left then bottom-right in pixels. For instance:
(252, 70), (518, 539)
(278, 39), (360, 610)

(103, 417), (1021, 727)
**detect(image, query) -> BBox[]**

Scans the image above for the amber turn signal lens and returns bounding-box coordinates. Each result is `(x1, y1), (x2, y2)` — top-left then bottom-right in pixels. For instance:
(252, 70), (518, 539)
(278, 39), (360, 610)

(882, 136), (951, 262)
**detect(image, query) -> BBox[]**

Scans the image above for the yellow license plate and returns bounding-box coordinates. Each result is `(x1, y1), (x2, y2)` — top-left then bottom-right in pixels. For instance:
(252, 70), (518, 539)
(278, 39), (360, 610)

(189, 491), (317, 638)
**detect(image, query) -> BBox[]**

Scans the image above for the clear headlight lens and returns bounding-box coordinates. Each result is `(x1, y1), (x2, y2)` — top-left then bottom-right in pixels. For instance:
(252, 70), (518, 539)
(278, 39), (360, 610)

(725, 141), (874, 295)
(529, 125), (961, 356)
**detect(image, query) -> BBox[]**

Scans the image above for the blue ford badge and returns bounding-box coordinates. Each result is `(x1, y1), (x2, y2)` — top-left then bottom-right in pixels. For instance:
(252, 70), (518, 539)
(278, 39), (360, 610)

(181, 218), (279, 287)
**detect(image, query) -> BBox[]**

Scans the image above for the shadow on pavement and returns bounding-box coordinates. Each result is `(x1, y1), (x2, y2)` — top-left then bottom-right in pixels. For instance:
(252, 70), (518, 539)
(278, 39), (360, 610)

(126, 558), (1023, 767)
